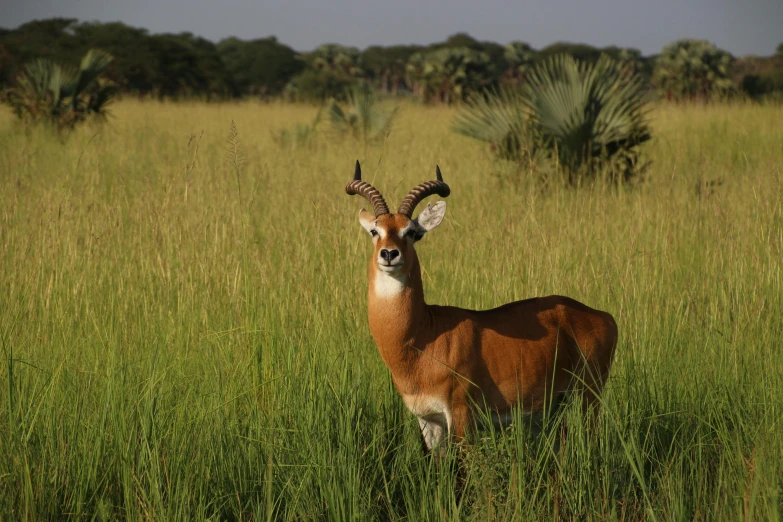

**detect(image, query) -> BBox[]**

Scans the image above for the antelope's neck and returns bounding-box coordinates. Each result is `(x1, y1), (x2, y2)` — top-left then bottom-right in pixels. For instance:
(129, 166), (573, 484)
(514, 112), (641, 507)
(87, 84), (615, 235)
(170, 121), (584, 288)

(367, 259), (428, 368)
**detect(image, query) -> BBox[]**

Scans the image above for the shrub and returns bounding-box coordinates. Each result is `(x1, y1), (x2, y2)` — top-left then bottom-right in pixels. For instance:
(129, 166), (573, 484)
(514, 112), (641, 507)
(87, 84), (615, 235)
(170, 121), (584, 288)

(453, 54), (652, 185)
(405, 47), (497, 104)
(282, 68), (356, 103)
(654, 39), (734, 102)
(4, 48), (118, 131)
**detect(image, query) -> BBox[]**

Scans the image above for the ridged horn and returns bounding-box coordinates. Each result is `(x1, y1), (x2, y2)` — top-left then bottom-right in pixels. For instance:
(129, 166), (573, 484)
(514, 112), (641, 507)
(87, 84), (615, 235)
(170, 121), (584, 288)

(397, 165), (451, 217)
(345, 160), (390, 216)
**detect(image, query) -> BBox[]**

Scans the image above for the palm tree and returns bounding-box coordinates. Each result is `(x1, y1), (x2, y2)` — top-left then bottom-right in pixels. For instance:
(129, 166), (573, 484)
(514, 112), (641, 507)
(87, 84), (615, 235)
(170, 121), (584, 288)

(5, 48), (118, 131)
(453, 54), (652, 184)
(309, 44), (364, 78)
(405, 47), (496, 104)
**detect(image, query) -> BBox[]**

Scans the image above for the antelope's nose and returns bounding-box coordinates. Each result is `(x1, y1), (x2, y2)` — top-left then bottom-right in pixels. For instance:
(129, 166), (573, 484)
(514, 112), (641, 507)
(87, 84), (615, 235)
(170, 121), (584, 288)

(379, 249), (399, 263)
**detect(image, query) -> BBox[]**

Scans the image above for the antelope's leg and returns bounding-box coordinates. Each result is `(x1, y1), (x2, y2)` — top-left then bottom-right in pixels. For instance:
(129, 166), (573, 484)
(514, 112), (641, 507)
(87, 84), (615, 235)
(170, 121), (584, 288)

(450, 404), (470, 445)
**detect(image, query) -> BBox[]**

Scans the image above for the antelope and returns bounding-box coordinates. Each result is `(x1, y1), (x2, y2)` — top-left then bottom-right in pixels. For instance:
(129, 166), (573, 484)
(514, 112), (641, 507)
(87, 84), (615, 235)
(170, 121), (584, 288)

(346, 161), (618, 453)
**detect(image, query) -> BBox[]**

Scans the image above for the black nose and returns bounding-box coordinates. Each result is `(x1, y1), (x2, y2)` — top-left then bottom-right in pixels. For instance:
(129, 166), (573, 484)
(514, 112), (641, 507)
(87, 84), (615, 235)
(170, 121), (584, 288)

(379, 249), (400, 262)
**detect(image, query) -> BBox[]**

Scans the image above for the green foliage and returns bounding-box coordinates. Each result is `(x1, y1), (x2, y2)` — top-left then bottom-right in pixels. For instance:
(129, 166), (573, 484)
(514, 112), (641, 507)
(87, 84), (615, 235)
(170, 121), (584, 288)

(440, 32), (482, 49)
(361, 44), (422, 94)
(217, 37), (303, 96)
(604, 47), (647, 79)
(406, 46), (498, 104)
(502, 41), (536, 87)
(283, 68), (356, 103)
(777, 43), (783, 57)
(327, 85), (397, 143)
(537, 43), (652, 83)
(654, 39), (734, 102)
(283, 44), (367, 103)
(0, 20), (236, 100)
(4, 48), (118, 131)
(71, 22), (157, 94)
(525, 54), (652, 181)
(744, 74), (783, 103)
(307, 43), (364, 78)
(453, 54), (652, 184)
(4, 19), (782, 106)
(146, 33), (237, 100)
(732, 56), (781, 102)
(438, 32), (508, 68)
(537, 41), (604, 64)
(450, 87), (535, 162)
(0, 19), (82, 89)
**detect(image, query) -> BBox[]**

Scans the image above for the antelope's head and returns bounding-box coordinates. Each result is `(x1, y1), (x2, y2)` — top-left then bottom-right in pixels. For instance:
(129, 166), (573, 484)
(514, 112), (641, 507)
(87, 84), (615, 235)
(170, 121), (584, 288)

(346, 161), (450, 281)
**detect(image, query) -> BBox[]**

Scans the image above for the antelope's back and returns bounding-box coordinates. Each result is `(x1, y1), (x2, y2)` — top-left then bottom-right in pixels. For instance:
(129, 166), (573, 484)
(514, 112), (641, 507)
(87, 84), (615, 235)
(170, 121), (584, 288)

(470, 295), (618, 384)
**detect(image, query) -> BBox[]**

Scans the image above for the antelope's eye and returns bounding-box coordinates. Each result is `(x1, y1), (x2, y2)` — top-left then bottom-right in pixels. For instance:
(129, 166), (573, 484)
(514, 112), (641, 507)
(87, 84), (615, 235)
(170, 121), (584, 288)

(370, 230), (378, 237)
(404, 229), (415, 238)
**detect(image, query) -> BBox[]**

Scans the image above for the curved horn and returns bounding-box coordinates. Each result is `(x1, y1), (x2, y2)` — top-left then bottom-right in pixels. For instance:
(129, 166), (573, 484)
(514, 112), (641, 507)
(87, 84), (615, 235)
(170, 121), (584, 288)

(397, 165), (451, 217)
(345, 160), (390, 216)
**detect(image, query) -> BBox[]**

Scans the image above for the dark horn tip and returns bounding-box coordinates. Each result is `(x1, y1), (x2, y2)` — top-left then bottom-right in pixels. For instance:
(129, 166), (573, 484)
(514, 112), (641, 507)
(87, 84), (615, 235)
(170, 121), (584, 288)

(436, 165), (443, 182)
(354, 160), (362, 181)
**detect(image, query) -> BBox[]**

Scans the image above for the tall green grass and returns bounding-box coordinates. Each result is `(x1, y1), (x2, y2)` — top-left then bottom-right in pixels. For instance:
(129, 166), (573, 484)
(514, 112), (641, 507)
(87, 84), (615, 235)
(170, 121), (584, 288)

(1, 100), (782, 520)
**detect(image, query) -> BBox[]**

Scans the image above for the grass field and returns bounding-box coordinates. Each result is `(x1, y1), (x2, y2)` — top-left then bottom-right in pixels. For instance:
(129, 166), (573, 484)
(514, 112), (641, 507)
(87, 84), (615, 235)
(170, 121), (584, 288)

(1, 99), (782, 521)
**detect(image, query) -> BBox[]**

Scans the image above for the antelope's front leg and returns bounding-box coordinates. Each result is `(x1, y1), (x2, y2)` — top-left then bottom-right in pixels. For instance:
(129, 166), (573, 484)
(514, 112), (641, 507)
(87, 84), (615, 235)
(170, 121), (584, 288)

(450, 404), (470, 444)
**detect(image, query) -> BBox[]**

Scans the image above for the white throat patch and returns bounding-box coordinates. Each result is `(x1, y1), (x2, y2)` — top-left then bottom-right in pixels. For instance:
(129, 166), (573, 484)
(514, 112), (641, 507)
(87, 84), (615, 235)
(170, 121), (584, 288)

(373, 269), (407, 298)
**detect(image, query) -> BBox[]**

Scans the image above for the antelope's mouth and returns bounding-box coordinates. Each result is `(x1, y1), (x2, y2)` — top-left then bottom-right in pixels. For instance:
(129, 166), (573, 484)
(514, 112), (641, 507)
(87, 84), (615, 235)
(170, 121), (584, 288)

(378, 261), (403, 272)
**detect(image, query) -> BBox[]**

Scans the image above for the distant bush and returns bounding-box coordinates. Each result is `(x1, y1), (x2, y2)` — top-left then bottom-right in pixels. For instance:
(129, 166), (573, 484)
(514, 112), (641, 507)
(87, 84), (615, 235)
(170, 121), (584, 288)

(733, 54), (783, 103)
(217, 36), (303, 96)
(283, 69), (357, 103)
(3, 19), (782, 106)
(654, 39), (734, 102)
(741, 71), (783, 102)
(405, 46), (499, 104)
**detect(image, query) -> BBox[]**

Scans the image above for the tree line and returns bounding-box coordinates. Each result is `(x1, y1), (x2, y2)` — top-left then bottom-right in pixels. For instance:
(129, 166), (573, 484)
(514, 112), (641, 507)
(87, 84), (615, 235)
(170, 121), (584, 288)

(1, 18), (781, 103)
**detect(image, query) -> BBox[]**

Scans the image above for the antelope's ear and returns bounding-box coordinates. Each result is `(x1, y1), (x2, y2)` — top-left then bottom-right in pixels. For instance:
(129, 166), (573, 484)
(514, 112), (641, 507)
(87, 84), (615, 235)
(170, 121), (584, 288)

(358, 209), (375, 234)
(413, 201), (447, 233)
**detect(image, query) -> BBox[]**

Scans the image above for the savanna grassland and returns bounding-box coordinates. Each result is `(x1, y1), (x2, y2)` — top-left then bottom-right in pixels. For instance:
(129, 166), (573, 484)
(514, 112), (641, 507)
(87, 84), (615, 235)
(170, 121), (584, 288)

(1, 100), (782, 521)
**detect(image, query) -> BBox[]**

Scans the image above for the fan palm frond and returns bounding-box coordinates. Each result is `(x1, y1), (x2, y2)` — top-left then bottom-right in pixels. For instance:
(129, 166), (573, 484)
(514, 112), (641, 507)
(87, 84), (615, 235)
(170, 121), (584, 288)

(522, 54), (651, 179)
(453, 53), (652, 184)
(3, 48), (118, 131)
(72, 49), (114, 108)
(451, 87), (534, 161)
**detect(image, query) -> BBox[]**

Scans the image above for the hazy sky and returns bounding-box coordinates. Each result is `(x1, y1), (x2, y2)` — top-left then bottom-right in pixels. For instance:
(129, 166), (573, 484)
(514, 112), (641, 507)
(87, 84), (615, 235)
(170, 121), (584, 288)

(3, 0), (781, 56)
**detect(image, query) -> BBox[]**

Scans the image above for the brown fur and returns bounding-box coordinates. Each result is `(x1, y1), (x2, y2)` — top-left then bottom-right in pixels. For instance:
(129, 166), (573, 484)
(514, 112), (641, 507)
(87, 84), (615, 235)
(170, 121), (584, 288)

(361, 211), (618, 447)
